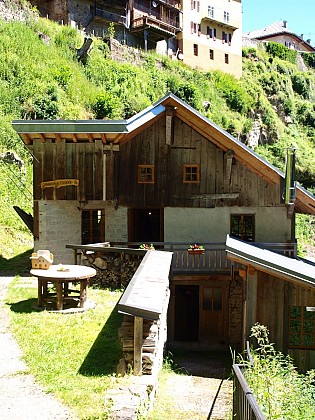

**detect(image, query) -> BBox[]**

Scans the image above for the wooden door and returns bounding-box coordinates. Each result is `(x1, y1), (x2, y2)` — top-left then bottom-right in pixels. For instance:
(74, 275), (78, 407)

(200, 284), (228, 346)
(174, 285), (199, 341)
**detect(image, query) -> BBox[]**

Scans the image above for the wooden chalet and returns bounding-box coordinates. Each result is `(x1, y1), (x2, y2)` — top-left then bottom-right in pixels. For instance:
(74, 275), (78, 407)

(12, 93), (315, 371)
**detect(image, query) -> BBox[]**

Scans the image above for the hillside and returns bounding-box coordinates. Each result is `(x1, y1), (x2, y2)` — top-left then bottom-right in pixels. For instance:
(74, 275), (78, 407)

(0, 2), (314, 262)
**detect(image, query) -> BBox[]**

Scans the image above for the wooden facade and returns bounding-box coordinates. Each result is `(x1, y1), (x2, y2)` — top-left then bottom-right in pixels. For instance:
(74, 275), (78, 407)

(13, 93), (315, 371)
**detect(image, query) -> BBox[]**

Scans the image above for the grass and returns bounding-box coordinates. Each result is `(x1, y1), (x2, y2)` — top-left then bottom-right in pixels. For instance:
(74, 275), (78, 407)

(4, 276), (124, 419)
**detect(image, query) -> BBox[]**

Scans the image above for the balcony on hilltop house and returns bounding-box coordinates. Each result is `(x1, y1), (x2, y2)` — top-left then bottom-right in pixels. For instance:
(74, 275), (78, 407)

(131, 0), (182, 43)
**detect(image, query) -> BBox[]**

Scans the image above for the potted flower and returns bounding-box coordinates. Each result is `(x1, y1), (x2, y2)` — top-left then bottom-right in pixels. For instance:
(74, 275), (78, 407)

(188, 244), (205, 255)
(139, 243), (155, 250)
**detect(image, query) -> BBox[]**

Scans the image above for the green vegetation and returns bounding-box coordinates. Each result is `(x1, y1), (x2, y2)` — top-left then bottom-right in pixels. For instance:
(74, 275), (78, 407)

(242, 324), (315, 419)
(0, 3), (314, 259)
(6, 275), (124, 419)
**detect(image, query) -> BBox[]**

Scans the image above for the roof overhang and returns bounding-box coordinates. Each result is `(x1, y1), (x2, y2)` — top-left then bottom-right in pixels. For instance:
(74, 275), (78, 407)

(226, 235), (315, 288)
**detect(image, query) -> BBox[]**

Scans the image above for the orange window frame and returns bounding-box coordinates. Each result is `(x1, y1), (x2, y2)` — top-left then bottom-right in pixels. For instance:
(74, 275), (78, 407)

(183, 164), (200, 183)
(138, 165), (155, 184)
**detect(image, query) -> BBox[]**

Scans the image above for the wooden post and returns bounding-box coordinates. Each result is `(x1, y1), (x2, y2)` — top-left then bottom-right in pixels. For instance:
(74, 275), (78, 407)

(56, 281), (63, 310)
(134, 316), (143, 375)
(80, 278), (88, 308)
(246, 268), (257, 338)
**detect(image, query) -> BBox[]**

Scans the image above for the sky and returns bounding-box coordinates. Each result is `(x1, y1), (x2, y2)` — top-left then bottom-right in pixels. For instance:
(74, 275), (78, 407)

(242, 0), (315, 41)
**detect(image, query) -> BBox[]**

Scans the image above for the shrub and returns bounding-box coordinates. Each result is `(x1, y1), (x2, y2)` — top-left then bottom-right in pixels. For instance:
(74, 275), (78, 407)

(266, 42), (297, 64)
(91, 92), (122, 119)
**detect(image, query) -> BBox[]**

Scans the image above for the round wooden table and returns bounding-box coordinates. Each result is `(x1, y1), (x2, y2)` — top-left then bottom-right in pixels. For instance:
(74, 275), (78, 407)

(30, 265), (96, 311)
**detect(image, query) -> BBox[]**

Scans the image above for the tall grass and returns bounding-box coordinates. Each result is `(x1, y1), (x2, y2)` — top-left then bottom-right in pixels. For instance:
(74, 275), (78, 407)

(242, 324), (315, 419)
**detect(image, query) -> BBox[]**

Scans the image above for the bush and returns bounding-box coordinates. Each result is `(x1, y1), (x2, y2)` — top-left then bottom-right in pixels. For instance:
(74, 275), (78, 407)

(266, 42), (297, 64)
(91, 92), (122, 119)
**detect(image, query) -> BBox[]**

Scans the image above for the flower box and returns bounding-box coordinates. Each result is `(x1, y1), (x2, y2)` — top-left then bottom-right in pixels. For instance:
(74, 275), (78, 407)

(187, 249), (205, 255)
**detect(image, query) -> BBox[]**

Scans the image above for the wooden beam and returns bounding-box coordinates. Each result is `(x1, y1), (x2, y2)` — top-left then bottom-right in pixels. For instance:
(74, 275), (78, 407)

(100, 133), (107, 144)
(87, 133), (94, 143)
(134, 316), (143, 375)
(38, 133), (46, 143)
(55, 133), (63, 143)
(72, 133), (78, 143)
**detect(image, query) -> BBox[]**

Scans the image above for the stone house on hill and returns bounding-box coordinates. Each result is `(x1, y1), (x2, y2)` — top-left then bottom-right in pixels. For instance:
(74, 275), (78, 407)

(12, 93), (315, 370)
(244, 20), (315, 53)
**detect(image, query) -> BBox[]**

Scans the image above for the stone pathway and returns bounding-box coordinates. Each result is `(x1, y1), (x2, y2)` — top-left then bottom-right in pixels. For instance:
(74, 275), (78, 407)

(0, 277), (77, 420)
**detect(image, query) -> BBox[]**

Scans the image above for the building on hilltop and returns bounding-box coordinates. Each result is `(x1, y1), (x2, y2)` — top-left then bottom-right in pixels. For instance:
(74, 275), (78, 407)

(30, 0), (242, 78)
(243, 20), (315, 53)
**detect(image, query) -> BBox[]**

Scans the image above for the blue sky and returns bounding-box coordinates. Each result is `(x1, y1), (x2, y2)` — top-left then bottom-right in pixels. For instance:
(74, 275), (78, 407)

(242, 0), (315, 41)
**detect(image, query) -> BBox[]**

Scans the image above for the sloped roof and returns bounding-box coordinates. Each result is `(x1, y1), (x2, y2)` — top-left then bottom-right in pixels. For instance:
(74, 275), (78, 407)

(244, 20), (315, 52)
(226, 235), (315, 288)
(12, 92), (315, 215)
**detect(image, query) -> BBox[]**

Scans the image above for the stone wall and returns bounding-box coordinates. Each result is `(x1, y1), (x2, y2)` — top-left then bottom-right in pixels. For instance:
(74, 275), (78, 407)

(105, 204), (128, 242)
(229, 275), (244, 350)
(0, 0), (37, 22)
(36, 200), (81, 264)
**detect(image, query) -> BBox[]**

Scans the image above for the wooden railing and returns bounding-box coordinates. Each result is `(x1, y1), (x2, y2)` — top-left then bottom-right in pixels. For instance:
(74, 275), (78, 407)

(66, 241), (296, 274)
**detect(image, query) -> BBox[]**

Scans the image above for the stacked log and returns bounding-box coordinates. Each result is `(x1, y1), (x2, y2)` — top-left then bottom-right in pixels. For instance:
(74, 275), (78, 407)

(81, 251), (141, 289)
(118, 315), (160, 375)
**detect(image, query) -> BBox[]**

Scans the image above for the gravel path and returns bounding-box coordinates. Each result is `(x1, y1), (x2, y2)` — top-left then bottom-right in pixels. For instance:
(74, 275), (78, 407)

(0, 277), (77, 420)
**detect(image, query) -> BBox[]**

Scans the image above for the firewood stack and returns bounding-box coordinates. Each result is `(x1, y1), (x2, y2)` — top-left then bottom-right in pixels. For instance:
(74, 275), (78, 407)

(118, 315), (161, 375)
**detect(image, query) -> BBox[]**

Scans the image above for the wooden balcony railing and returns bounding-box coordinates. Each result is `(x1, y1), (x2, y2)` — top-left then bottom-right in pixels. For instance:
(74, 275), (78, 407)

(66, 241), (297, 274)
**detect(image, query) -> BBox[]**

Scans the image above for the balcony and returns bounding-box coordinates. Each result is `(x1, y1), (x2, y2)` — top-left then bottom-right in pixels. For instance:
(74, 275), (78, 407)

(66, 241), (297, 276)
(131, 16), (180, 39)
(201, 14), (240, 31)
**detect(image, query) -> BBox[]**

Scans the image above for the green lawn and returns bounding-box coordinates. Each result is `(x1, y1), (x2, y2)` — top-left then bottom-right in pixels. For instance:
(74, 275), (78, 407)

(5, 276), (124, 419)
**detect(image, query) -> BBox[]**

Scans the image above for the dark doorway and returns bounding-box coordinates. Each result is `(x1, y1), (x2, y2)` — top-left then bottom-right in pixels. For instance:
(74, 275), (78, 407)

(174, 285), (199, 341)
(128, 208), (163, 242)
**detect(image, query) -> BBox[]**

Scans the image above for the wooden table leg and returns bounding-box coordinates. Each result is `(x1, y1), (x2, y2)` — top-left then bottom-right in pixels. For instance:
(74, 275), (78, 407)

(55, 281), (63, 310)
(80, 278), (88, 308)
(37, 278), (43, 307)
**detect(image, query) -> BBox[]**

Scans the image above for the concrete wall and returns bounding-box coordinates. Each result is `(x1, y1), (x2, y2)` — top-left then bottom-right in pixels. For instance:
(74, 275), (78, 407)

(164, 206), (291, 243)
(36, 201), (81, 264)
(105, 204), (128, 242)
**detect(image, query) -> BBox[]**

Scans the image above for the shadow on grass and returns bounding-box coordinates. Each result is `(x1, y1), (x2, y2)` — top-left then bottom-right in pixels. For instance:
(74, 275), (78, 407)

(79, 305), (124, 377)
(0, 248), (33, 276)
(8, 298), (38, 314)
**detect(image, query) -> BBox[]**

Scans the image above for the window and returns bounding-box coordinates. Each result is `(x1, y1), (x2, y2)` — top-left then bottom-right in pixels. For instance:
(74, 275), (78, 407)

(209, 49), (214, 60)
(138, 165), (154, 183)
(82, 209), (105, 244)
(183, 164), (200, 183)
(203, 287), (222, 310)
(207, 26), (216, 39)
(225, 53), (229, 64)
(222, 31), (231, 43)
(191, 0), (200, 11)
(208, 5), (214, 18)
(230, 214), (255, 241)
(193, 43), (198, 56)
(224, 11), (229, 23)
(289, 306), (315, 348)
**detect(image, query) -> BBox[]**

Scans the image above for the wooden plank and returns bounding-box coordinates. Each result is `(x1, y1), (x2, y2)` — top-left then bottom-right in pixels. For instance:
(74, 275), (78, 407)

(33, 139), (43, 200)
(43, 139), (54, 200)
(55, 139), (66, 200)
(94, 140), (103, 200)
(134, 316), (143, 375)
